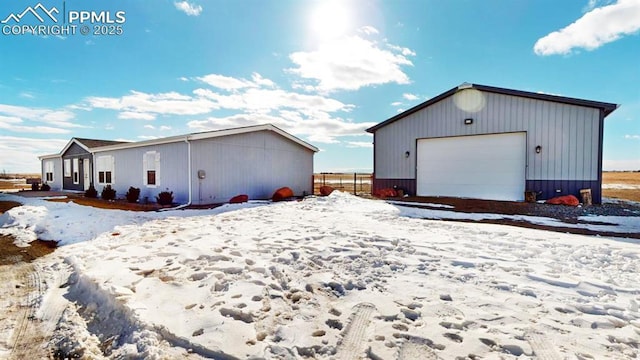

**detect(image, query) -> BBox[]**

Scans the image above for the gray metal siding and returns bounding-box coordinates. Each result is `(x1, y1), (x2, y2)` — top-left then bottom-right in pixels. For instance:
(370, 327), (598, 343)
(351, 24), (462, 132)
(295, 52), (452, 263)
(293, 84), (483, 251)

(41, 158), (62, 191)
(374, 91), (600, 182)
(95, 142), (189, 204)
(62, 143), (90, 157)
(190, 130), (314, 204)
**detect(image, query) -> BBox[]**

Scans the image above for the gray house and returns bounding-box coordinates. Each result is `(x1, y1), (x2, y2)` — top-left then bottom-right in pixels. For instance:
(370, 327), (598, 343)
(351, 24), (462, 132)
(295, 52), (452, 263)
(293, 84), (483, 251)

(366, 83), (618, 204)
(39, 138), (125, 193)
(40, 124), (318, 205)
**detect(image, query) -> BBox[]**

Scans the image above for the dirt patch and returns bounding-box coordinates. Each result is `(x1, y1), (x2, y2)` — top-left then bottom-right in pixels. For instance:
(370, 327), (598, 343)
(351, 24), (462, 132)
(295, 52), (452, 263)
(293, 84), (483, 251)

(0, 235), (57, 265)
(0, 200), (22, 213)
(46, 196), (162, 211)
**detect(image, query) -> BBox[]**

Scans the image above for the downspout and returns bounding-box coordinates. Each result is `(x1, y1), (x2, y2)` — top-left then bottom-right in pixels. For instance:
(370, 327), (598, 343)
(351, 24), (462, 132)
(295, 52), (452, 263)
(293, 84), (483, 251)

(159, 137), (192, 211)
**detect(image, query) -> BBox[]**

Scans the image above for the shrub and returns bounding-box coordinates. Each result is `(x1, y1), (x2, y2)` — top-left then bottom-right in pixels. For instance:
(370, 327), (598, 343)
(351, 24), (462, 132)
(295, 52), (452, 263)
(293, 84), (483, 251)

(31, 182), (39, 191)
(85, 184), (98, 198)
(40, 183), (51, 191)
(156, 190), (174, 206)
(101, 185), (116, 201)
(125, 186), (140, 203)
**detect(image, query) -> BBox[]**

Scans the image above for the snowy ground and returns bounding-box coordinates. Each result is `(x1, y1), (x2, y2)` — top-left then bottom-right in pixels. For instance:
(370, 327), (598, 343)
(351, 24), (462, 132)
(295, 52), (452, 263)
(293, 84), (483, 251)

(1, 192), (639, 359)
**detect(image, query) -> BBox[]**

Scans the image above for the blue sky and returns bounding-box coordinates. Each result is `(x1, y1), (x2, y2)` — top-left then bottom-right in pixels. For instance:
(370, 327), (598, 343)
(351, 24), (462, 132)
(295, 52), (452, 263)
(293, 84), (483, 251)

(1, 0), (639, 173)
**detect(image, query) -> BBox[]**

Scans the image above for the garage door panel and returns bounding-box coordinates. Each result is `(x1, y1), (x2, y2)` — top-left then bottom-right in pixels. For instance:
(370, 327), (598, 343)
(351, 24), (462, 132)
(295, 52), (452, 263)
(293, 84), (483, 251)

(417, 133), (526, 201)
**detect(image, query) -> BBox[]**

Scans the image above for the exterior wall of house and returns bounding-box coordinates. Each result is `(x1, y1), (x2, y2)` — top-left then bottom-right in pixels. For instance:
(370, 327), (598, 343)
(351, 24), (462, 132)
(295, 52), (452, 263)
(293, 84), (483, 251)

(94, 141), (189, 204)
(41, 157), (62, 190)
(61, 143), (92, 191)
(190, 130), (314, 204)
(373, 90), (603, 202)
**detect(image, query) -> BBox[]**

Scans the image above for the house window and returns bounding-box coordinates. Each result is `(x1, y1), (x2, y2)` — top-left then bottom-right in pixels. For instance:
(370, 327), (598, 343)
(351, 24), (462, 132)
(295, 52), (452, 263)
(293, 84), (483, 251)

(147, 170), (156, 185)
(96, 155), (114, 185)
(45, 161), (54, 182)
(143, 151), (160, 187)
(64, 159), (71, 177)
(73, 158), (79, 184)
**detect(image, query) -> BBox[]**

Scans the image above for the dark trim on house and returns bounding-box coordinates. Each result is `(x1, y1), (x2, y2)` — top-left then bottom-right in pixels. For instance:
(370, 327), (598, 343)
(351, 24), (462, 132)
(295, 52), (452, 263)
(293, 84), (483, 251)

(366, 83), (619, 133)
(597, 109), (605, 201)
(372, 178), (416, 197)
(526, 180), (601, 204)
(371, 132), (376, 194)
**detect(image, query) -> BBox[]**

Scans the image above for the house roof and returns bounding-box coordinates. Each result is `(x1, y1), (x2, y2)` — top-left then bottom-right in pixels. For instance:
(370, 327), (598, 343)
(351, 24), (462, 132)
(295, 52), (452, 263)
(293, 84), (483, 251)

(38, 137), (129, 160)
(366, 83), (620, 133)
(90, 124), (319, 153)
(74, 138), (128, 149)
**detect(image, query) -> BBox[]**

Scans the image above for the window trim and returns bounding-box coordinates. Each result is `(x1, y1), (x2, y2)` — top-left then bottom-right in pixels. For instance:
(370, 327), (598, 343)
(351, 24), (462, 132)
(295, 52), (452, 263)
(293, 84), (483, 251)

(45, 161), (54, 183)
(72, 158), (79, 184)
(96, 155), (114, 185)
(64, 159), (71, 177)
(143, 151), (160, 188)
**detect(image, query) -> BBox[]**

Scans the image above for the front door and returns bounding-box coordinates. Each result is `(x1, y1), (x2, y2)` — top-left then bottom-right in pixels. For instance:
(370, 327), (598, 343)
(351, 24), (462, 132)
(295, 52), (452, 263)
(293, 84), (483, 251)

(83, 159), (90, 191)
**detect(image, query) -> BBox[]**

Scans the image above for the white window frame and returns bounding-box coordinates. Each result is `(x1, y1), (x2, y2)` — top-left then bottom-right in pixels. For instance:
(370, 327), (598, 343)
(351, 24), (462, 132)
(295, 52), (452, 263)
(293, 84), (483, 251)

(143, 151), (160, 188)
(72, 158), (79, 184)
(64, 159), (71, 177)
(96, 155), (115, 185)
(45, 161), (54, 183)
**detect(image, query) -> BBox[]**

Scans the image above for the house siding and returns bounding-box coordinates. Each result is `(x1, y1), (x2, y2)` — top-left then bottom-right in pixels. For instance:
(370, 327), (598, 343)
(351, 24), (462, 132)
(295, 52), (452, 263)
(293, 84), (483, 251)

(94, 142), (189, 204)
(190, 130), (314, 204)
(373, 90), (603, 202)
(61, 143), (92, 191)
(41, 157), (62, 190)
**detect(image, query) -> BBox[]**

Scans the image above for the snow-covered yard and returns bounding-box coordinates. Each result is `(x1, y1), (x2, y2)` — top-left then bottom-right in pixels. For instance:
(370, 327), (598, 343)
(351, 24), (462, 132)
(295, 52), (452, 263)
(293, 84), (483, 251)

(0, 192), (639, 359)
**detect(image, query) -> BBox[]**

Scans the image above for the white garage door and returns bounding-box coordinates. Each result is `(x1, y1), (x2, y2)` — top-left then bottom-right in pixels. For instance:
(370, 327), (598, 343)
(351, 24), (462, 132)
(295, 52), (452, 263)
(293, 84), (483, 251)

(416, 132), (526, 201)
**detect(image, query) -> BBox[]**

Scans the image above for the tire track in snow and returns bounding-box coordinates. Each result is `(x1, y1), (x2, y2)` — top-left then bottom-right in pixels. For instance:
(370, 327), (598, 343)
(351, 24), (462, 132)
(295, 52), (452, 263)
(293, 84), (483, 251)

(5, 263), (49, 360)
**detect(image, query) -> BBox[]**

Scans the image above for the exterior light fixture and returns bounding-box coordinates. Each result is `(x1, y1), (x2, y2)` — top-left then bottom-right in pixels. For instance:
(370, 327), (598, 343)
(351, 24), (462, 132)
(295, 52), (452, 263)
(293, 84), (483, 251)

(464, 118), (473, 125)
(405, 151), (410, 158)
(535, 145), (542, 154)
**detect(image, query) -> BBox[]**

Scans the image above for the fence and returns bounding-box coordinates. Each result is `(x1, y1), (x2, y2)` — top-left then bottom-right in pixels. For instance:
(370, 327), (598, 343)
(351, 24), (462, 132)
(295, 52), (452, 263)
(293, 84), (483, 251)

(313, 173), (372, 195)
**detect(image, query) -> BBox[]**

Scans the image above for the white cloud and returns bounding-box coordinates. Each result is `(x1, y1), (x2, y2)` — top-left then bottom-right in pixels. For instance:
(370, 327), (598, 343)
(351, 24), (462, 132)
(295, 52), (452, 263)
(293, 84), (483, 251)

(193, 87), (352, 113)
(0, 104), (84, 132)
(402, 93), (419, 101)
(118, 112), (157, 121)
(174, 1), (202, 16)
(159, 125), (172, 131)
(0, 136), (68, 173)
(198, 74), (256, 90)
(358, 26), (379, 35)
(144, 124), (155, 130)
(178, 77), (189, 82)
(391, 101), (403, 107)
(534, 0), (640, 55)
(20, 92), (35, 99)
(288, 35), (414, 92)
(85, 90), (218, 117)
(625, 134), (640, 139)
(188, 111), (375, 144)
(387, 43), (417, 56)
(197, 72), (274, 91)
(346, 141), (373, 148)
(137, 135), (159, 140)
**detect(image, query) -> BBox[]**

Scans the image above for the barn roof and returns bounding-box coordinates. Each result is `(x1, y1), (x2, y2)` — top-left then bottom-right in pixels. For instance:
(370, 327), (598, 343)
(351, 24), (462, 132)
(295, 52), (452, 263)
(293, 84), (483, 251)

(366, 83), (619, 133)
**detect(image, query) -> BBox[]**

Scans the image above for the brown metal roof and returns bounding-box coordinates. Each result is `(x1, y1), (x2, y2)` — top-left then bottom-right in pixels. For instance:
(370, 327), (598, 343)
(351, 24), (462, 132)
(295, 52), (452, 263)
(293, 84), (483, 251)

(74, 138), (128, 149)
